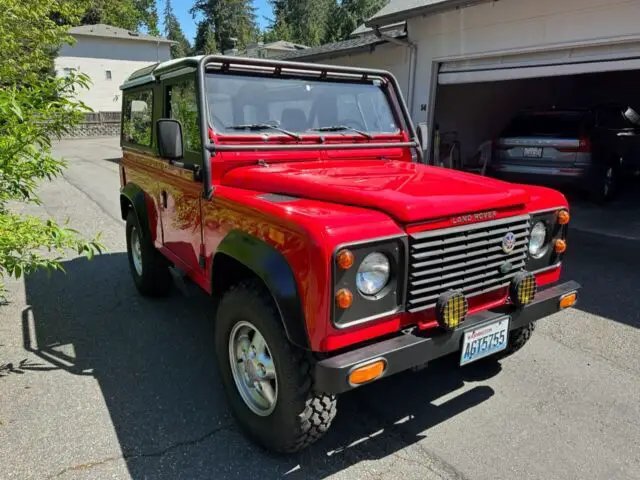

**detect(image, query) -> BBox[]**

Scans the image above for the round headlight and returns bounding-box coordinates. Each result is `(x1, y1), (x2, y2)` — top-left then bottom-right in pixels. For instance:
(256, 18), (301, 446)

(356, 253), (390, 296)
(529, 221), (548, 258)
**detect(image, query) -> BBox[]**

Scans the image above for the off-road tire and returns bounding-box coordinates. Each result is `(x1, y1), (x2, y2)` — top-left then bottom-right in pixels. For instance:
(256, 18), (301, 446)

(498, 321), (536, 358)
(215, 279), (337, 453)
(125, 210), (172, 297)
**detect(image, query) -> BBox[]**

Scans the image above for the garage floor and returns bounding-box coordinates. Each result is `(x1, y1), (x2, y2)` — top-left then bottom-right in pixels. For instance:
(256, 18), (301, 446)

(570, 187), (640, 240)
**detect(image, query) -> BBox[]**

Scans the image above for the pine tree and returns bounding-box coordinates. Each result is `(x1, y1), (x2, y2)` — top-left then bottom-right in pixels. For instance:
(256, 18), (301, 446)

(324, 0), (388, 43)
(163, 0), (191, 58)
(191, 0), (258, 53)
(194, 21), (218, 54)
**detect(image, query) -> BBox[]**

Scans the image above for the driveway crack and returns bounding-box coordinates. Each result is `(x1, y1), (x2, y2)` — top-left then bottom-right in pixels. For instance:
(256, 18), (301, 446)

(48, 423), (234, 478)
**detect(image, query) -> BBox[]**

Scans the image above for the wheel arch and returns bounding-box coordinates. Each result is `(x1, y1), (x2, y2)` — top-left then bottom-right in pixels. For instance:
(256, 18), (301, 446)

(120, 183), (151, 239)
(212, 231), (310, 350)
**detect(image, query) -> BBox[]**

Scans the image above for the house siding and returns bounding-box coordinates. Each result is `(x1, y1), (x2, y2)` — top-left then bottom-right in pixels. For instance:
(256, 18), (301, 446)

(55, 36), (171, 112)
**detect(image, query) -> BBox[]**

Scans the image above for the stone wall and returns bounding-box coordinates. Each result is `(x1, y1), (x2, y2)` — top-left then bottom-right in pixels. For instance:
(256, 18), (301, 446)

(66, 111), (121, 138)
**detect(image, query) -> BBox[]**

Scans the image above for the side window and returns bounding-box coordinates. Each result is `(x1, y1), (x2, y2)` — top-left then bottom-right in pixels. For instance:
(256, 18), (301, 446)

(123, 90), (153, 146)
(168, 78), (201, 152)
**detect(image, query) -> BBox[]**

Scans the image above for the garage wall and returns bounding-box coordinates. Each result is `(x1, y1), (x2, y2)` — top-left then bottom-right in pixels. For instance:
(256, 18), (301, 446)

(434, 76), (575, 162)
(410, 0), (640, 121)
(319, 43), (412, 101)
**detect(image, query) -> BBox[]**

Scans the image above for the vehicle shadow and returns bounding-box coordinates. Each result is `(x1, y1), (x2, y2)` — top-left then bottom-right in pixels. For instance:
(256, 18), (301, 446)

(22, 253), (497, 479)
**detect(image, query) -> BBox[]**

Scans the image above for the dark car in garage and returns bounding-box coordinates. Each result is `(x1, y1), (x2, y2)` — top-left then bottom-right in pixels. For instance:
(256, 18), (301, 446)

(489, 105), (640, 202)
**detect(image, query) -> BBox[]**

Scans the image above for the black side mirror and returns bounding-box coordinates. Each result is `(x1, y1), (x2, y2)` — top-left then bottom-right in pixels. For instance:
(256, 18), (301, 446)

(157, 119), (183, 160)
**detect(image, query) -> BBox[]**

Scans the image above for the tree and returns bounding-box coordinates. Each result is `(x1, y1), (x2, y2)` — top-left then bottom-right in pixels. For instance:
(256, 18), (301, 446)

(164, 0), (191, 58)
(191, 0), (258, 53)
(0, 0), (102, 298)
(80, 0), (159, 34)
(324, 0), (388, 43)
(265, 0), (334, 47)
(263, 0), (291, 43)
(194, 22), (218, 54)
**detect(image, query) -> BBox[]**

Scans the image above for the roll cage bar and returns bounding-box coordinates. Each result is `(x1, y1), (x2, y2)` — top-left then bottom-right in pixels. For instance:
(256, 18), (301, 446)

(138, 55), (421, 200)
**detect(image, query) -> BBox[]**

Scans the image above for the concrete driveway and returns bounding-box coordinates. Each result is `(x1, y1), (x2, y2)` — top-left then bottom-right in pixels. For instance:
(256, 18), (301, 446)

(1, 138), (639, 480)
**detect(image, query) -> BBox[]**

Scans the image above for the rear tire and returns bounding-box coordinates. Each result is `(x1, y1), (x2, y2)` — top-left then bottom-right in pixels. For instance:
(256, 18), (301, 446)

(215, 279), (337, 453)
(125, 210), (172, 297)
(497, 322), (536, 359)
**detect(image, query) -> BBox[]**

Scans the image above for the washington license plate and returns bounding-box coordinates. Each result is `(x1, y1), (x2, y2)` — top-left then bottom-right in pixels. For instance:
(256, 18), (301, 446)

(460, 317), (510, 366)
(523, 147), (543, 158)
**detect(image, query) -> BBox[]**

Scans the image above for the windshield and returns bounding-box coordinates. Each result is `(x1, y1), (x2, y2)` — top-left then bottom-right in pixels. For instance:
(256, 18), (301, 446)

(205, 73), (400, 136)
(503, 112), (588, 138)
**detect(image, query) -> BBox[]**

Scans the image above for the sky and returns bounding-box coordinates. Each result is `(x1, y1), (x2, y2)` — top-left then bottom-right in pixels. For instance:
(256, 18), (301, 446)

(158, 0), (274, 42)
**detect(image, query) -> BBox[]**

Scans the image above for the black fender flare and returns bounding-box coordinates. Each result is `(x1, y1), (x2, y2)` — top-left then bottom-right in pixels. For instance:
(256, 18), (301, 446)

(120, 183), (151, 239)
(215, 230), (310, 350)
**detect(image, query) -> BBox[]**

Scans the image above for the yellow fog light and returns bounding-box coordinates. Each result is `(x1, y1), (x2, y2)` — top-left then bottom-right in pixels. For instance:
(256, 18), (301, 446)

(560, 292), (577, 309)
(349, 359), (386, 385)
(436, 291), (468, 330)
(511, 272), (537, 307)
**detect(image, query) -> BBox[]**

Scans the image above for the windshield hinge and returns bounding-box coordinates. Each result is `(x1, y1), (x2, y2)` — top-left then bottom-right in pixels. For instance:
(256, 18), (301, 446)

(257, 159), (269, 168)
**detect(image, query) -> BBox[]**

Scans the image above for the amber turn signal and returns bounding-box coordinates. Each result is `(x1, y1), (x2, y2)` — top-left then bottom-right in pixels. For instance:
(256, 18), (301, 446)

(335, 288), (353, 309)
(557, 209), (570, 225)
(559, 292), (577, 309)
(336, 249), (355, 270)
(554, 239), (567, 254)
(349, 360), (386, 385)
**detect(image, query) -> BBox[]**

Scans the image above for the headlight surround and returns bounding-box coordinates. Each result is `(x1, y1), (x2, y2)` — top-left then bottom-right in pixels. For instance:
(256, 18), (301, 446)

(332, 237), (405, 328)
(356, 252), (391, 296)
(528, 221), (548, 258)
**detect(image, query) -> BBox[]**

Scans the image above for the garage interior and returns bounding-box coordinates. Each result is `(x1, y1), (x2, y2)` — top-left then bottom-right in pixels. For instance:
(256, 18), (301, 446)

(435, 70), (640, 168)
(432, 59), (640, 207)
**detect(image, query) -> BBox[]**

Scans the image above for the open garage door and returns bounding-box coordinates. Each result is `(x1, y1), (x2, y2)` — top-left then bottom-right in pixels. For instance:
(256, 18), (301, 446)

(438, 41), (640, 85)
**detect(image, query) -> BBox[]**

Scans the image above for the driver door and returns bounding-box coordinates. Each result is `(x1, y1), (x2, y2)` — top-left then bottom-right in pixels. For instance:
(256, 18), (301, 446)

(157, 74), (205, 277)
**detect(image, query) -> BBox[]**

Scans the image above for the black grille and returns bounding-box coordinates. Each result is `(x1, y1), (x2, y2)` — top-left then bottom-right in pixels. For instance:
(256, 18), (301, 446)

(407, 215), (530, 313)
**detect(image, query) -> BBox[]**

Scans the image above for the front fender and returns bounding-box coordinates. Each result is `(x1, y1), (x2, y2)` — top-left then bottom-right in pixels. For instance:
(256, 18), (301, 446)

(215, 230), (309, 350)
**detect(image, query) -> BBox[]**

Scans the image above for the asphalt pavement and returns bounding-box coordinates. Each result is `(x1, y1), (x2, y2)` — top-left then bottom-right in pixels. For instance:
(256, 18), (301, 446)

(1, 138), (639, 480)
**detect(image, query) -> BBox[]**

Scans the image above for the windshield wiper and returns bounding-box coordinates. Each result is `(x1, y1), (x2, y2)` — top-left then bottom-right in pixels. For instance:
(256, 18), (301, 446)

(226, 123), (301, 140)
(308, 125), (373, 139)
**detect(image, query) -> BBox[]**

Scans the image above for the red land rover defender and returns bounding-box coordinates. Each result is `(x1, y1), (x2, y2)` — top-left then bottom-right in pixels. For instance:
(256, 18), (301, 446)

(119, 56), (580, 453)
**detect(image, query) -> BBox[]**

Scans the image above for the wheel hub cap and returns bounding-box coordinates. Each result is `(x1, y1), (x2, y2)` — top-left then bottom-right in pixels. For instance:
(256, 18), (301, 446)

(130, 227), (143, 276)
(229, 321), (278, 416)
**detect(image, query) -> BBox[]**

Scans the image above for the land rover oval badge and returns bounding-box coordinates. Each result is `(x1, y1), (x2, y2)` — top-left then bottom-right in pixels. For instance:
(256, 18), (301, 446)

(502, 232), (516, 254)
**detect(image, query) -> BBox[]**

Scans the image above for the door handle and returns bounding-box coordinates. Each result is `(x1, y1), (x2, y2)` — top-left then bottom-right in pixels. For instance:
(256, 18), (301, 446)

(161, 191), (168, 209)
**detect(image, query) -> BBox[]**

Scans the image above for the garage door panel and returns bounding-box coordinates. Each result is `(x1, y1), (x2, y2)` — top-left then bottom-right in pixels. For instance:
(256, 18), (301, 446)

(439, 40), (640, 84)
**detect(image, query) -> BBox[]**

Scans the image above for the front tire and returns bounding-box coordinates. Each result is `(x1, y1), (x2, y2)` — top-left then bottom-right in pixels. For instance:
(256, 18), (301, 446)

(125, 210), (172, 297)
(215, 280), (337, 453)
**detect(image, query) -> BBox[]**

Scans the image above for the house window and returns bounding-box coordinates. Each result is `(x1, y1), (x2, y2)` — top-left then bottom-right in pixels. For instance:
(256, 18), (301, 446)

(105, 70), (112, 80)
(122, 89), (153, 147)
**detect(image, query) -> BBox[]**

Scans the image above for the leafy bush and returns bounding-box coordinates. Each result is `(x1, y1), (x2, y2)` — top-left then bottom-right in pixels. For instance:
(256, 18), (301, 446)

(0, 0), (103, 298)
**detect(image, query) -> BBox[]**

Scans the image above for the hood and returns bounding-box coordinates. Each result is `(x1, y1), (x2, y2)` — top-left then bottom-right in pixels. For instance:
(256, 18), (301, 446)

(221, 159), (530, 224)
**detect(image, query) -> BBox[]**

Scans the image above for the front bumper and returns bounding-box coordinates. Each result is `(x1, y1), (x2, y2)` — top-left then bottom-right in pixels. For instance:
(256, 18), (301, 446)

(315, 280), (580, 394)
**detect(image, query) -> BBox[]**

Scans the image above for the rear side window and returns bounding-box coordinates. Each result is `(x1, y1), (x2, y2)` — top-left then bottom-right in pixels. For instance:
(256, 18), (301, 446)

(168, 79), (201, 152)
(503, 113), (586, 138)
(123, 90), (153, 146)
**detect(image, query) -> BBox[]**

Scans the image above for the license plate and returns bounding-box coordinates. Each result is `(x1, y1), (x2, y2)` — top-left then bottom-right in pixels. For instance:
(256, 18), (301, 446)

(523, 147), (543, 158)
(460, 317), (510, 366)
